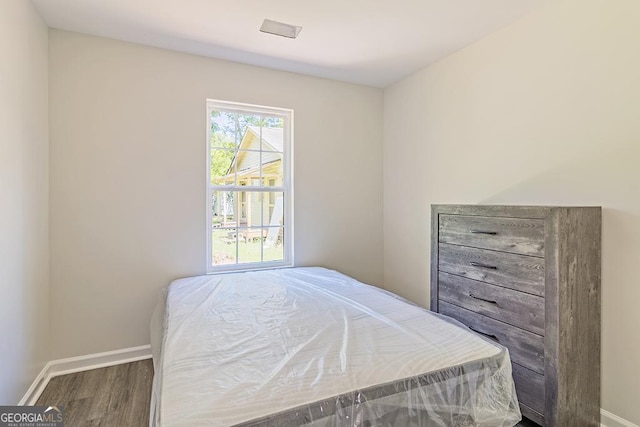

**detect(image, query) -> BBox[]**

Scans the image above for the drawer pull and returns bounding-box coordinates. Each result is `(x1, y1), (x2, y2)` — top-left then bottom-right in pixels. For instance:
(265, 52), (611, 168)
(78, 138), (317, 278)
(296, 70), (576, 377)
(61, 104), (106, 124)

(469, 326), (499, 342)
(470, 230), (498, 235)
(469, 262), (498, 270)
(469, 293), (497, 305)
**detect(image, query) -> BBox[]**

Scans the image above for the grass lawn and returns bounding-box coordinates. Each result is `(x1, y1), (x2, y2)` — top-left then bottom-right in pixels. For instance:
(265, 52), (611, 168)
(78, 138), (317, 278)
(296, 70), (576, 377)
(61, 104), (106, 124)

(212, 231), (283, 265)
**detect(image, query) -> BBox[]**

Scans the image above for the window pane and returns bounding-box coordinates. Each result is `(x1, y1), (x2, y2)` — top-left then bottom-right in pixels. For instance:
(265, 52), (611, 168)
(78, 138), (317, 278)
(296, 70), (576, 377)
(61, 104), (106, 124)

(212, 191), (239, 228)
(211, 148), (236, 186)
(210, 111), (240, 149)
(231, 113), (263, 150)
(263, 192), (285, 226)
(212, 228), (237, 265)
(233, 150), (283, 187)
(260, 118), (285, 153)
(235, 149), (260, 186)
(261, 152), (283, 187)
(237, 227), (266, 264)
(211, 188), (240, 265)
(263, 227), (284, 261)
(239, 191), (262, 228)
(211, 111), (267, 149)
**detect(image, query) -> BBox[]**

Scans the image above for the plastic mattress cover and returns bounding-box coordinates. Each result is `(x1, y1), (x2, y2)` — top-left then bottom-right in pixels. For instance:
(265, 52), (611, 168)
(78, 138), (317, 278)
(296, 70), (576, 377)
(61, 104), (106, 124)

(150, 267), (521, 426)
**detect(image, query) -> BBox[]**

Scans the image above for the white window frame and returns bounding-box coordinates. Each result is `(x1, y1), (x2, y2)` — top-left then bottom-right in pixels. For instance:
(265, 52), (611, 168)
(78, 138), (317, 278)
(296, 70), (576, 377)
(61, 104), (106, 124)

(206, 99), (294, 273)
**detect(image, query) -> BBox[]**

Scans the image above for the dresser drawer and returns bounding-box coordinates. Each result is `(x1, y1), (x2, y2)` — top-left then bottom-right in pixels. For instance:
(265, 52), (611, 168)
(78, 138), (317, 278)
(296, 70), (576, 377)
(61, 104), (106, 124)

(439, 243), (545, 297)
(438, 214), (545, 257)
(439, 301), (544, 374)
(438, 272), (545, 335)
(520, 403), (545, 426)
(512, 362), (545, 415)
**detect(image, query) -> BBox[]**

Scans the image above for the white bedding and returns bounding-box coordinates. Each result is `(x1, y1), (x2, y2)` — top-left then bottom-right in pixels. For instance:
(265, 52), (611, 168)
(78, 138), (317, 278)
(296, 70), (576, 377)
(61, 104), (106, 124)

(151, 267), (520, 426)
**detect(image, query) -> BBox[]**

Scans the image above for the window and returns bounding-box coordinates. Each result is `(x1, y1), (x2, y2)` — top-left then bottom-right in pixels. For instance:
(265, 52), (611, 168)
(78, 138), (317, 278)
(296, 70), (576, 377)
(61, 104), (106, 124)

(206, 99), (293, 272)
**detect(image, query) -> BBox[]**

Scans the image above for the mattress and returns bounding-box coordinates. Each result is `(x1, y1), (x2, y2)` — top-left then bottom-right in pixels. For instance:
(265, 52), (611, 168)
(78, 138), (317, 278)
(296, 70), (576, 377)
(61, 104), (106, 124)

(150, 267), (521, 426)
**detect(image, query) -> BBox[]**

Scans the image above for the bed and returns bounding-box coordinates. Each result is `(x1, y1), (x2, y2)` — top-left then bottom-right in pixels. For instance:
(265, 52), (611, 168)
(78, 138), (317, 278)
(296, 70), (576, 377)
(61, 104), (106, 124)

(150, 267), (521, 426)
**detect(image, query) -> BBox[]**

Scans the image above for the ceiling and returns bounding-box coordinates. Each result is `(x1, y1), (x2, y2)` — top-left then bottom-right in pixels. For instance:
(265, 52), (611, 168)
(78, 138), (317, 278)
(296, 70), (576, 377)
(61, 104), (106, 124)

(31, 0), (552, 88)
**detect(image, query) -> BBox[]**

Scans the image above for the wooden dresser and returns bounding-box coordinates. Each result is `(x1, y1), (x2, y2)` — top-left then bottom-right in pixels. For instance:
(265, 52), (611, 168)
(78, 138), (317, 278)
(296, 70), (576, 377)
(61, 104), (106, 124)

(430, 205), (601, 427)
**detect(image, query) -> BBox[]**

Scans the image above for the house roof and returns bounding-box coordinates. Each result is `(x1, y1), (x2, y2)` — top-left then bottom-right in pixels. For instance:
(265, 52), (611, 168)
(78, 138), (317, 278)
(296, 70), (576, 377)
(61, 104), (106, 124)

(246, 126), (284, 152)
(220, 126), (284, 179)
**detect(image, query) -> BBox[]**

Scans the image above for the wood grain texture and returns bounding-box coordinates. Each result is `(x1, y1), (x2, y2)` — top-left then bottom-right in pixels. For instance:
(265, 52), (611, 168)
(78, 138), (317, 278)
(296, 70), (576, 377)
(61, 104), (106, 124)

(439, 301), (545, 374)
(35, 360), (153, 427)
(512, 362), (545, 414)
(438, 272), (545, 335)
(544, 209), (560, 427)
(439, 214), (546, 257)
(439, 244), (545, 297)
(520, 403), (545, 426)
(545, 208), (601, 427)
(430, 205), (440, 311)
(431, 204), (601, 427)
(431, 205), (555, 219)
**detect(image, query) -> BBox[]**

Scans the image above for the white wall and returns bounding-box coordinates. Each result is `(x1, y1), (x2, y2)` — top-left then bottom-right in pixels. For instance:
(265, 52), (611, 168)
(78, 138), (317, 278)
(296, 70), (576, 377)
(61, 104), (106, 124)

(49, 30), (383, 359)
(0, 0), (49, 404)
(383, 0), (640, 423)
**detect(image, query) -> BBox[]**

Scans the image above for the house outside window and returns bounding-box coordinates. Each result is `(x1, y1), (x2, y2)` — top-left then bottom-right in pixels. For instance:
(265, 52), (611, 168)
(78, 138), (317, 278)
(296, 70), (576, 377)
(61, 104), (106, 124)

(206, 99), (293, 273)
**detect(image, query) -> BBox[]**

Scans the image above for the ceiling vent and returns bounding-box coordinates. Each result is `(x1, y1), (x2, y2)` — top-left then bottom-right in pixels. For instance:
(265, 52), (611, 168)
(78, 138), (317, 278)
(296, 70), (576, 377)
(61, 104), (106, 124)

(260, 19), (302, 39)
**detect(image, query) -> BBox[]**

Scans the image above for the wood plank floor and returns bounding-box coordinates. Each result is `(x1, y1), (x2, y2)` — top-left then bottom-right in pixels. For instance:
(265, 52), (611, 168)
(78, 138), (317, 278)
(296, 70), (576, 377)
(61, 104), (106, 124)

(36, 359), (153, 427)
(36, 359), (536, 426)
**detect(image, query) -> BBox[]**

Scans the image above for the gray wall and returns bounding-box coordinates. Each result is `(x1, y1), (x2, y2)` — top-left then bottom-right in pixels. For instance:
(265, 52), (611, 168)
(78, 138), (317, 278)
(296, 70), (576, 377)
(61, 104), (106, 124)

(49, 30), (383, 359)
(383, 0), (640, 423)
(0, 0), (50, 404)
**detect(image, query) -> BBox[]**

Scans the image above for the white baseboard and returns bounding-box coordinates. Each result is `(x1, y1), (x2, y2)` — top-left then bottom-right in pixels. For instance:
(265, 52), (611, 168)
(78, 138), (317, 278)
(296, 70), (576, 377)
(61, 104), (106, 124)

(18, 344), (152, 406)
(602, 409), (639, 427)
